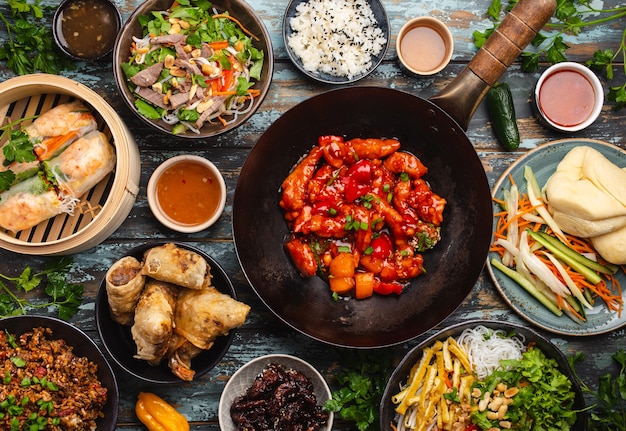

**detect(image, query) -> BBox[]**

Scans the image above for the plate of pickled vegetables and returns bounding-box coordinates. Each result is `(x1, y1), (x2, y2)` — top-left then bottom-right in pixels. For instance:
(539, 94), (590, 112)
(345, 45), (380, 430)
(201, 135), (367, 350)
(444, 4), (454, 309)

(380, 320), (586, 431)
(487, 138), (626, 336)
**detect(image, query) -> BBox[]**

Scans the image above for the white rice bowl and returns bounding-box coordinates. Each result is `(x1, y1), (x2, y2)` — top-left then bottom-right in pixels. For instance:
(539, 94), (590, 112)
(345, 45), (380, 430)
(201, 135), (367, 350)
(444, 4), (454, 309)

(287, 0), (387, 79)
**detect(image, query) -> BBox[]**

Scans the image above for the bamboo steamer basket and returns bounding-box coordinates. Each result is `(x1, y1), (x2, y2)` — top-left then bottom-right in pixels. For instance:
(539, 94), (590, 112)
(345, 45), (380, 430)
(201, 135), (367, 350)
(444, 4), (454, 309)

(0, 74), (140, 255)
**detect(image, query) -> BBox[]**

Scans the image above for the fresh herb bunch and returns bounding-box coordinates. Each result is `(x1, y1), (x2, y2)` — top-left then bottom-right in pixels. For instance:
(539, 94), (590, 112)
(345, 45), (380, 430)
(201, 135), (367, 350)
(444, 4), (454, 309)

(323, 350), (394, 431)
(0, 257), (84, 320)
(570, 350), (626, 430)
(0, 0), (75, 75)
(0, 117), (38, 191)
(473, 0), (626, 110)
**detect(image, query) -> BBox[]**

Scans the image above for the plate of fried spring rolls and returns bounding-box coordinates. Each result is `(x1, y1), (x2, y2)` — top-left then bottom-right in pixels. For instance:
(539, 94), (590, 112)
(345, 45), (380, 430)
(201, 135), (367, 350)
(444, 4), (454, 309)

(95, 242), (251, 384)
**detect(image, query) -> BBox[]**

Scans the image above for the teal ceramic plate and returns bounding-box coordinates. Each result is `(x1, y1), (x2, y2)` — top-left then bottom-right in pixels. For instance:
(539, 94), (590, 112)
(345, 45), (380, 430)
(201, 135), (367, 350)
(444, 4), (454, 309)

(487, 139), (626, 336)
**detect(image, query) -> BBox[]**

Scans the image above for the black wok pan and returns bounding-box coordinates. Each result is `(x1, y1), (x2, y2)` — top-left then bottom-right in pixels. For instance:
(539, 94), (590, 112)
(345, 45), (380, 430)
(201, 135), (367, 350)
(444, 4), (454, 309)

(233, 0), (556, 348)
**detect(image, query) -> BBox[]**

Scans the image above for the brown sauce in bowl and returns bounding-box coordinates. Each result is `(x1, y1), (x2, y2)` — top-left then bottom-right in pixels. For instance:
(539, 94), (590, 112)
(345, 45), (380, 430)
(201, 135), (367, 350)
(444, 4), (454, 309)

(55, 0), (119, 60)
(399, 25), (447, 73)
(155, 160), (223, 226)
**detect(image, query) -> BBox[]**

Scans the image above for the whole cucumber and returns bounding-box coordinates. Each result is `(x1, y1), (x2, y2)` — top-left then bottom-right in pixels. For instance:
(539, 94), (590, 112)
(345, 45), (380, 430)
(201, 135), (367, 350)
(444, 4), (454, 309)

(486, 82), (520, 151)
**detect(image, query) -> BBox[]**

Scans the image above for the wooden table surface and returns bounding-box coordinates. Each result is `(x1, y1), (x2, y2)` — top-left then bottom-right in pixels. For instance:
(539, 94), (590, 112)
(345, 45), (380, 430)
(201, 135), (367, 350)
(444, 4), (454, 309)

(1, 0), (625, 429)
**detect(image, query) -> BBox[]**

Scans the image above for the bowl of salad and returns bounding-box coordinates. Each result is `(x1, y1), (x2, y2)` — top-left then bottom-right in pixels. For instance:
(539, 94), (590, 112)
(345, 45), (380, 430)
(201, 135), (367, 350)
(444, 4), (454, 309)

(380, 319), (587, 431)
(113, 0), (273, 139)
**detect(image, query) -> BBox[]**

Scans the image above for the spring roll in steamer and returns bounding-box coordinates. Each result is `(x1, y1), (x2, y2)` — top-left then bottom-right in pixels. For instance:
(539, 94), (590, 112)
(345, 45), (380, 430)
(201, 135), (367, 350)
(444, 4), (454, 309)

(0, 174), (67, 232)
(44, 130), (116, 198)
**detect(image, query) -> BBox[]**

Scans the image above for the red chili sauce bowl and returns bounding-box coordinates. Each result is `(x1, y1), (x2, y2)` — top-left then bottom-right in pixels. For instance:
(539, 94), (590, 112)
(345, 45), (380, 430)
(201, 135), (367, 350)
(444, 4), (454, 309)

(533, 62), (604, 133)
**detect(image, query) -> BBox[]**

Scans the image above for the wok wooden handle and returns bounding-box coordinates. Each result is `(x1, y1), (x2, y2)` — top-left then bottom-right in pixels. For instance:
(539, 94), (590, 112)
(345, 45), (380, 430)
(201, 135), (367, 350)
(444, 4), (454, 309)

(430, 0), (556, 130)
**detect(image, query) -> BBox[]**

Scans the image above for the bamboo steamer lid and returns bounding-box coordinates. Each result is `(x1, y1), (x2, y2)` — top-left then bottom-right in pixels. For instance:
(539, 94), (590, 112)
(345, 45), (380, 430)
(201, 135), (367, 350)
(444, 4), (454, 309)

(0, 74), (140, 255)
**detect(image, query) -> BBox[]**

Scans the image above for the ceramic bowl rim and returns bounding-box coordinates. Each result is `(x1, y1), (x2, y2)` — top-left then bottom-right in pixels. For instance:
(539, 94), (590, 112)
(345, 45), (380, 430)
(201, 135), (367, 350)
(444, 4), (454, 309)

(147, 155), (227, 233)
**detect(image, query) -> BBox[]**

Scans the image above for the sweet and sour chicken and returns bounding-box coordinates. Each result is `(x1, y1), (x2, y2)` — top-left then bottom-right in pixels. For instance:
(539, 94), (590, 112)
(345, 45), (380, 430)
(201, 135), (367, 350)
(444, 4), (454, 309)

(280, 135), (446, 298)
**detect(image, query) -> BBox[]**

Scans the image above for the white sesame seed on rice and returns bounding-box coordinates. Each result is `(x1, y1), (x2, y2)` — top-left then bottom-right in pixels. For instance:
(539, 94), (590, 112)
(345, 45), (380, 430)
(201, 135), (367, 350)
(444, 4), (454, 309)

(288, 0), (387, 80)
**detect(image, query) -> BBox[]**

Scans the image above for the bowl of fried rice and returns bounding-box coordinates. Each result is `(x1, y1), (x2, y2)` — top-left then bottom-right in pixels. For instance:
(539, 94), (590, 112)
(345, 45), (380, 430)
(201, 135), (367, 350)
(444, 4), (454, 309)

(0, 315), (119, 431)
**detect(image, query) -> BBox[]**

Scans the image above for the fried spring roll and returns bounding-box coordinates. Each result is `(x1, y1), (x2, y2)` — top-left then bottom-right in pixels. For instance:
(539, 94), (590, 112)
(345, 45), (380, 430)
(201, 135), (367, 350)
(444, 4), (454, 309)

(131, 279), (178, 365)
(105, 256), (146, 326)
(141, 243), (212, 289)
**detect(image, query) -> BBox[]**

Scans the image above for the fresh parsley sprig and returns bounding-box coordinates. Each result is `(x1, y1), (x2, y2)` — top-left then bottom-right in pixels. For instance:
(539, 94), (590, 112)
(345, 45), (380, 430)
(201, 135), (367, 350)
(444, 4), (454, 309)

(0, 116), (39, 192)
(570, 350), (626, 430)
(0, 0), (75, 75)
(323, 350), (394, 431)
(0, 257), (84, 320)
(473, 0), (626, 110)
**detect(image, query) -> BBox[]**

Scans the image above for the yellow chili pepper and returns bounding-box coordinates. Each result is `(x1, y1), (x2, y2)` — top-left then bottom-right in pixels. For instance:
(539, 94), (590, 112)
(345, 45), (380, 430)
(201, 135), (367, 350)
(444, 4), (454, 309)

(135, 392), (190, 431)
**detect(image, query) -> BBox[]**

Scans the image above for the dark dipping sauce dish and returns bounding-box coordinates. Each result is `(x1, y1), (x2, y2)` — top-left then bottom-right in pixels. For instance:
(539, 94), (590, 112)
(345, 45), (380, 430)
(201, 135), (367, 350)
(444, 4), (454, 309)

(53, 0), (121, 61)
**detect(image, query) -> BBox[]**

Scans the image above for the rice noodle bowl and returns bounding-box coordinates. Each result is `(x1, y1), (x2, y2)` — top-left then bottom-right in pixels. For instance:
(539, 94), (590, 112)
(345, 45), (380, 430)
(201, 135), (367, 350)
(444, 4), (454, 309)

(456, 325), (525, 379)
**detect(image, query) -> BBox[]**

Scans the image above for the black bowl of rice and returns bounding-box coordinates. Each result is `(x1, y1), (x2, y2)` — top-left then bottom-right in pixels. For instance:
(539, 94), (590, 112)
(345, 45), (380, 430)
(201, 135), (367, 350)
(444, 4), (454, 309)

(380, 320), (587, 431)
(283, 0), (390, 84)
(0, 315), (119, 431)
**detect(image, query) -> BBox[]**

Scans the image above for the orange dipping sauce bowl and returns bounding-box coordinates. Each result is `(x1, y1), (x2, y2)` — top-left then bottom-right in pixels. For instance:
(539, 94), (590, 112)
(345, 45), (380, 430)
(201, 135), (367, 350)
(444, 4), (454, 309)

(533, 62), (604, 133)
(396, 16), (454, 76)
(147, 155), (226, 233)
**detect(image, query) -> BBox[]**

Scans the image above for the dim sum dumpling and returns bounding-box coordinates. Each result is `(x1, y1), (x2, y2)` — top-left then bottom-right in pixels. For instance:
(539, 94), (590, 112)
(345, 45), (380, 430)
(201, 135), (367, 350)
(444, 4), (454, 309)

(131, 279), (178, 365)
(0, 174), (70, 232)
(44, 130), (116, 198)
(141, 243), (212, 289)
(105, 256), (146, 325)
(173, 287), (250, 350)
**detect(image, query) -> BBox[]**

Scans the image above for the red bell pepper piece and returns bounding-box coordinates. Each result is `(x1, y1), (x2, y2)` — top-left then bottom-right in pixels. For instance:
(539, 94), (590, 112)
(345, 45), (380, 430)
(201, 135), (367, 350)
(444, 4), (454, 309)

(347, 159), (372, 182)
(369, 233), (393, 260)
(373, 281), (403, 295)
(343, 159), (372, 202)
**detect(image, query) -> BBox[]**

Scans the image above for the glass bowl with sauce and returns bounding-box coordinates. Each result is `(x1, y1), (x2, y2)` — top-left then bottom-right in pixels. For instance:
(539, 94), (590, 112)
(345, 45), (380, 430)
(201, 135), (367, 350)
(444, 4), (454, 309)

(148, 155), (227, 233)
(53, 0), (121, 61)
(533, 61), (604, 133)
(396, 16), (454, 76)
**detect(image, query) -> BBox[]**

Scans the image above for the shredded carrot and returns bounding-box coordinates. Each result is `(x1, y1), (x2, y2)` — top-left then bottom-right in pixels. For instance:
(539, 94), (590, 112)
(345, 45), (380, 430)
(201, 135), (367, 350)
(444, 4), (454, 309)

(217, 115), (228, 126)
(212, 13), (260, 41)
(492, 183), (625, 320)
(209, 40), (229, 50)
(213, 89), (260, 97)
(563, 300), (586, 322)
